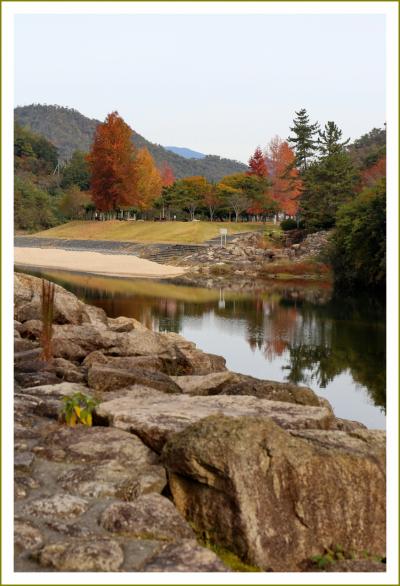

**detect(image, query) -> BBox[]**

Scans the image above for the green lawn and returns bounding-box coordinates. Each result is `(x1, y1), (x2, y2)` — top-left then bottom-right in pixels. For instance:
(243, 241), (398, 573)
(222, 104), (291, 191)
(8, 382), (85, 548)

(34, 220), (268, 244)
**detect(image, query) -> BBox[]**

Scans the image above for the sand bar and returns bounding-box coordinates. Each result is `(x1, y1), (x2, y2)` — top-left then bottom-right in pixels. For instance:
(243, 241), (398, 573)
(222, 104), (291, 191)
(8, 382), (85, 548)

(14, 247), (186, 279)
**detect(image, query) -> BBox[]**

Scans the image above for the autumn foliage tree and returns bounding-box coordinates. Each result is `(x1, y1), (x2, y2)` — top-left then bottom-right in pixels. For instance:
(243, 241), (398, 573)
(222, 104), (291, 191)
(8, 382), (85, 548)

(266, 137), (302, 216)
(87, 112), (138, 211)
(361, 156), (386, 188)
(160, 162), (175, 187)
(218, 173), (275, 221)
(203, 184), (221, 221)
(135, 148), (162, 210)
(248, 146), (268, 178)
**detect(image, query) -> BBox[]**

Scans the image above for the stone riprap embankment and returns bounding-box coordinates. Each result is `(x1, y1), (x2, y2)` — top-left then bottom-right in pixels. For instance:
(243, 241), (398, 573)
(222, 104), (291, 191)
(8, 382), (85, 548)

(14, 272), (386, 572)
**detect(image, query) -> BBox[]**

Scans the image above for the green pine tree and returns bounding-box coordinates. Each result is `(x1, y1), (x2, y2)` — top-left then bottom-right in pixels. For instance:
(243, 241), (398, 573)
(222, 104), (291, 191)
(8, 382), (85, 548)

(318, 121), (350, 156)
(288, 108), (320, 172)
(61, 150), (90, 190)
(299, 119), (358, 231)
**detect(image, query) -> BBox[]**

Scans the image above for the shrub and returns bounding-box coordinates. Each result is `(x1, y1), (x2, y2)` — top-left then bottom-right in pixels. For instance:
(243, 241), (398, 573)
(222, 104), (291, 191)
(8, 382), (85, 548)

(280, 219), (298, 231)
(330, 178), (385, 290)
(60, 392), (99, 427)
(259, 260), (331, 278)
(208, 263), (232, 276)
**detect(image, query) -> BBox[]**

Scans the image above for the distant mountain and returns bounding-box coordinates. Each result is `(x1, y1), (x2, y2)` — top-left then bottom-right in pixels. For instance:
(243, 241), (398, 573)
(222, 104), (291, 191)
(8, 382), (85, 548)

(14, 105), (247, 182)
(165, 146), (206, 159)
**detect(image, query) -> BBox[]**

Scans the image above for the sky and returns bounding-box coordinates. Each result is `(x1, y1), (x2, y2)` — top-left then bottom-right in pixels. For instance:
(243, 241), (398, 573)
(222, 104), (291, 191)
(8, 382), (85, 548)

(14, 13), (386, 163)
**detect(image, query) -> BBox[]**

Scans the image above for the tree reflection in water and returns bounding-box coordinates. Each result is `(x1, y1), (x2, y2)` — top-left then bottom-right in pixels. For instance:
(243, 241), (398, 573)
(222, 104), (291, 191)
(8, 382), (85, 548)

(16, 267), (386, 412)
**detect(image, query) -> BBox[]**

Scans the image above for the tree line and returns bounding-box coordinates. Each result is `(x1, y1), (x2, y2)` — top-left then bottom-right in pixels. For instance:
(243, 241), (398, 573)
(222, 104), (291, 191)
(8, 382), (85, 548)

(14, 108), (386, 289)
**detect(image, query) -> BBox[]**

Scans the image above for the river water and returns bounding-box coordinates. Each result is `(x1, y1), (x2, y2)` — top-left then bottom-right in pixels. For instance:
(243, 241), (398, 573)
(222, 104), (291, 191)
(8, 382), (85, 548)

(16, 267), (386, 429)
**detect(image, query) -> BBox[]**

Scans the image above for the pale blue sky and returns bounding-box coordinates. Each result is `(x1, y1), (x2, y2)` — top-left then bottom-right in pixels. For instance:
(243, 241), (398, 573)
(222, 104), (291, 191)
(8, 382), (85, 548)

(15, 14), (385, 162)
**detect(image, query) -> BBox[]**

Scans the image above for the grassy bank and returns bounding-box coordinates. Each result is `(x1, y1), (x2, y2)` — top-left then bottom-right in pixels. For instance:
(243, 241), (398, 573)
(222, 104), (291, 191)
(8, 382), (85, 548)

(33, 220), (266, 244)
(259, 260), (332, 281)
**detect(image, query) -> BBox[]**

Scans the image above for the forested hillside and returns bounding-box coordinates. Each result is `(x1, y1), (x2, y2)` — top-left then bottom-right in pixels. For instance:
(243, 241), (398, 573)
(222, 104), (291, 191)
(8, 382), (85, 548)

(14, 105), (247, 181)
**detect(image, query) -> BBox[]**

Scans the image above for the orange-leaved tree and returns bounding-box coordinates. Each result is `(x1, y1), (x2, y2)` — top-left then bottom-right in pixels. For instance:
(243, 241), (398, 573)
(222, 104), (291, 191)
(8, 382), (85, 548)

(248, 146), (269, 178)
(160, 162), (175, 187)
(266, 136), (302, 217)
(87, 112), (138, 211)
(135, 147), (162, 210)
(360, 156), (386, 188)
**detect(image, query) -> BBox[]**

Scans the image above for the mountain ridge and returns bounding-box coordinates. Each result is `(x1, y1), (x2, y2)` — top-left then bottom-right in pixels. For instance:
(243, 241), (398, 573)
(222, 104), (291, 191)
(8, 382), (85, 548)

(165, 146), (206, 159)
(14, 104), (247, 182)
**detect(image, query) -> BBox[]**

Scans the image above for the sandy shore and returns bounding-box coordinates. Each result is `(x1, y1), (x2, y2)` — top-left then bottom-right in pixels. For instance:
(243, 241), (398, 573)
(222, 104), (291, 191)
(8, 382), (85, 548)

(14, 247), (186, 279)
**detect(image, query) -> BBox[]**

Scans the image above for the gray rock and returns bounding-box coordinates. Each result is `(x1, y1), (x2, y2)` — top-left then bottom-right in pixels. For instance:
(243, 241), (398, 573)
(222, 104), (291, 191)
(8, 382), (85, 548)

(14, 273), (107, 326)
(96, 386), (336, 453)
(172, 372), (234, 395)
(173, 371), (321, 406)
(83, 351), (166, 373)
(162, 415), (386, 571)
(15, 451), (35, 472)
(14, 338), (39, 353)
(100, 494), (194, 541)
(321, 559), (386, 572)
(50, 358), (86, 383)
(21, 494), (89, 519)
(14, 521), (43, 552)
(107, 315), (145, 332)
(57, 460), (166, 500)
(87, 365), (182, 394)
(37, 426), (159, 466)
(21, 381), (89, 399)
(143, 539), (228, 572)
(39, 538), (124, 571)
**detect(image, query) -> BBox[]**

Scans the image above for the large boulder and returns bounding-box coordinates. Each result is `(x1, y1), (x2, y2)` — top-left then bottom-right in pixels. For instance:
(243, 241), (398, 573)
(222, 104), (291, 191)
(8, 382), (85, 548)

(14, 273), (107, 326)
(162, 332), (227, 375)
(87, 365), (182, 395)
(162, 416), (386, 571)
(82, 351), (165, 373)
(96, 386), (336, 453)
(173, 372), (321, 406)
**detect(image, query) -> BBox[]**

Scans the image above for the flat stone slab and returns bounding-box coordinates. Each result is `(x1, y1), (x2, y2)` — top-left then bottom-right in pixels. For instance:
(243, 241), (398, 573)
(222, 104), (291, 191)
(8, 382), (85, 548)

(96, 386), (336, 452)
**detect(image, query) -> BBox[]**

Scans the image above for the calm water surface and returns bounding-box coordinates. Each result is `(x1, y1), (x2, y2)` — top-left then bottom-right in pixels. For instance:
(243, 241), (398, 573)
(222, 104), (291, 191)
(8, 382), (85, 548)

(17, 267), (386, 429)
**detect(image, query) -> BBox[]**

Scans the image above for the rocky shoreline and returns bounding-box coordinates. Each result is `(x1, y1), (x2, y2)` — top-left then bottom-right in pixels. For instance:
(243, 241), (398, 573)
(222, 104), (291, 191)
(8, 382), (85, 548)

(14, 272), (386, 572)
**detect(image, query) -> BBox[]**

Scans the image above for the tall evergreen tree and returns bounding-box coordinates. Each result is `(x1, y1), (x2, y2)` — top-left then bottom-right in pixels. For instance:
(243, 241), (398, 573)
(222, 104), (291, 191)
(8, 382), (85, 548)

(288, 108), (319, 172)
(318, 121), (350, 156)
(300, 152), (357, 230)
(300, 121), (357, 231)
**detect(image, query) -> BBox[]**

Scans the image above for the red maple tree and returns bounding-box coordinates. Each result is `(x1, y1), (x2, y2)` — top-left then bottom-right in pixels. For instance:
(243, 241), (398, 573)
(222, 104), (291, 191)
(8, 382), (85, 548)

(267, 137), (301, 216)
(248, 146), (268, 178)
(361, 156), (386, 188)
(160, 162), (175, 186)
(87, 112), (138, 211)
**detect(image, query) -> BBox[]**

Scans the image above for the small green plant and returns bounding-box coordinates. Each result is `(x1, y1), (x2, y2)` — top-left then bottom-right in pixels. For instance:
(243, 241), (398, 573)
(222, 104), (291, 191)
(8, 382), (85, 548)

(310, 545), (384, 569)
(40, 279), (55, 361)
(60, 392), (99, 427)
